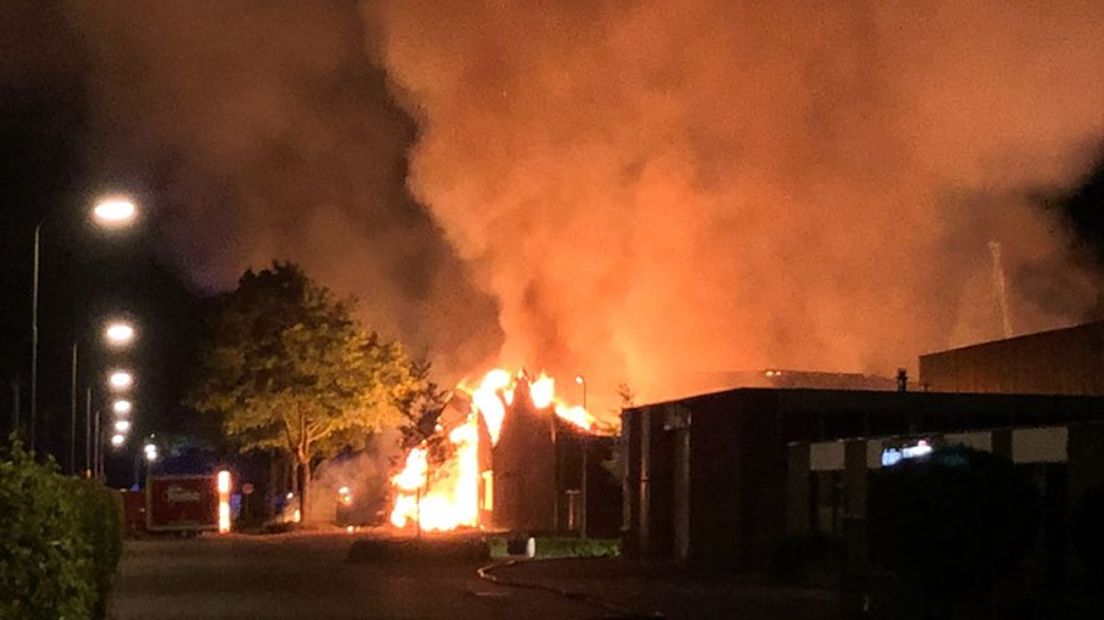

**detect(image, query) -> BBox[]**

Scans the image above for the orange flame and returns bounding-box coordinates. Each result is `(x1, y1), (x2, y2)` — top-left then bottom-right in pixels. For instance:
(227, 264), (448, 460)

(388, 368), (597, 531)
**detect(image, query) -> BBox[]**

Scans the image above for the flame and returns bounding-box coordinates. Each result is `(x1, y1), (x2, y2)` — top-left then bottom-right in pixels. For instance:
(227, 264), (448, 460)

(388, 368), (598, 531)
(530, 374), (555, 409)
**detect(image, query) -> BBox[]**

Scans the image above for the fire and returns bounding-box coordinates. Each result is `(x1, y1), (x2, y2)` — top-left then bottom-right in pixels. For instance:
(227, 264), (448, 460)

(388, 369), (597, 531)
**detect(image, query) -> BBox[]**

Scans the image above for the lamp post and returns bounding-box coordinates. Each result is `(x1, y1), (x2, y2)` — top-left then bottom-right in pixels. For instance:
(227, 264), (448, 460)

(575, 374), (589, 539)
(71, 319), (138, 474)
(29, 196), (137, 456)
(135, 438), (157, 490)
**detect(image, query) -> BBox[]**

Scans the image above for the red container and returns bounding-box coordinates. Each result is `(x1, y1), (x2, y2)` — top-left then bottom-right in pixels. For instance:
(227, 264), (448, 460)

(146, 475), (218, 532)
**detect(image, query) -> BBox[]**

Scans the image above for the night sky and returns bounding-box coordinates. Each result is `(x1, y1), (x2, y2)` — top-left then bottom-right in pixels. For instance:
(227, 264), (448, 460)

(3, 1), (1104, 484)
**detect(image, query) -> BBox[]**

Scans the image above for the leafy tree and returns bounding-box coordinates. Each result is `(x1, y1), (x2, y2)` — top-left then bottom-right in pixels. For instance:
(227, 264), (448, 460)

(189, 262), (425, 521)
(394, 357), (449, 447)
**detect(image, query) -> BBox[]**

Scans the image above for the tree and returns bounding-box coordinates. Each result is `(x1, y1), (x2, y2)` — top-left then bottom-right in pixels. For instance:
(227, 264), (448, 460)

(189, 262), (424, 521)
(393, 357), (449, 447)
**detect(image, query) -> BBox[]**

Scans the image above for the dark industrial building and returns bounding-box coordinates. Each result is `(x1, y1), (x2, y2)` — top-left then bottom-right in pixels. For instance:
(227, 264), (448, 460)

(788, 421), (1104, 590)
(679, 369), (897, 395)
(920, 321), (1104, 395)
(620, 388), (1104, 569)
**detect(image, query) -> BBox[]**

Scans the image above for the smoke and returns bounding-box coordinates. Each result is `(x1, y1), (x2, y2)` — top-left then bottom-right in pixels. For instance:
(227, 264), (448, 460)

(62, 0), (502, 380)
(364, 0), (1104, 405)
(62, 2), (1104, 411)
(306, 429), (403, 524)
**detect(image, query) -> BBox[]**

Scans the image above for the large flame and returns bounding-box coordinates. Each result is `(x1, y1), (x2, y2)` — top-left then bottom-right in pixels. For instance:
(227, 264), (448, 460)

(388, 369), (596, 531)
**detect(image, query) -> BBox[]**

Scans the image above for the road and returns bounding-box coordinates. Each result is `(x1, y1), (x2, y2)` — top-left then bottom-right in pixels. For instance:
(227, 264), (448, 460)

(108, 532), (613, 620)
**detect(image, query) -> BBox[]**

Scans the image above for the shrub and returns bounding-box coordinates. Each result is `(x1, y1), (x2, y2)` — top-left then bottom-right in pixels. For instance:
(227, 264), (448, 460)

(0, 440), (125, 619)
(867, 446), (1040, 613)
(70, 478), (125, 613)
(0, 442), (95, 619)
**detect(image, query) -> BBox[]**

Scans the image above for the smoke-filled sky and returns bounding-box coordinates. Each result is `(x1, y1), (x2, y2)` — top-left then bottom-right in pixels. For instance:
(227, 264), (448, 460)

(61, 1), (1104, 407)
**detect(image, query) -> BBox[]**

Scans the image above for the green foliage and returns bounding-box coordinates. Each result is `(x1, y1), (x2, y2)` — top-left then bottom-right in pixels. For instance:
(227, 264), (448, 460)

(71, 478), (124, 612)
(189, 262), (429, 460)
(487, 536), (621, 559)
(0, 440), (123, 619)
(867, 446), (1041, 608)
(395, 357), (449, 447)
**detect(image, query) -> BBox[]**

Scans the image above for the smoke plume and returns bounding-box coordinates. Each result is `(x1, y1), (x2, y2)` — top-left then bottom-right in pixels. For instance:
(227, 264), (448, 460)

(63, 0), (502, 380)
(65, 2), (1104, 410)
(364, 0), (1104, 405)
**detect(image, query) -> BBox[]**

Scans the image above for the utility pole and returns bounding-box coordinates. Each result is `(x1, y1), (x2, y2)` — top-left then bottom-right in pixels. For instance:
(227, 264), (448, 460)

(576, 375), (589, 539)
(30, 222), (41, 453)
(70, 343), (77, 474)
(9, 381), (19, 439)
(84, 387), (92, 478)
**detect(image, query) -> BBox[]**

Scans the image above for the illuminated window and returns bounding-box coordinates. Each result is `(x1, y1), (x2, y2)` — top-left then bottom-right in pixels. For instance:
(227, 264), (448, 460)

(482, 471), (494, 511)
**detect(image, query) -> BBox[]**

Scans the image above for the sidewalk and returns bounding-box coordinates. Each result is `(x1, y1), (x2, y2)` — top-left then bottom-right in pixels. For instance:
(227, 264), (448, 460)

(481, 557), (846, 620)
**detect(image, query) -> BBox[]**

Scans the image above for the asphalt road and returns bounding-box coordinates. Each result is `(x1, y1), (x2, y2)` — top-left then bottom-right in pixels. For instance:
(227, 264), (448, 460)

(108, 533), (613, 620)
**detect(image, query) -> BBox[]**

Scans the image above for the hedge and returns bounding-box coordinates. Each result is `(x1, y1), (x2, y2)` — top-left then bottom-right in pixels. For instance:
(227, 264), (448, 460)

(0, 440), (124, 619)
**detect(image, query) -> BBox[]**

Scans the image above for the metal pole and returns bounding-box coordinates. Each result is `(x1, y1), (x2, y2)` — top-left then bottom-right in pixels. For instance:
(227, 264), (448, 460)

(93, 409), (100, 480)
(30, 221), (42, 452)
(70, 342), (77, 474)
(133, 449), (141, 490)
(84, 387), (92, 478)
(580, 380), (589, 539)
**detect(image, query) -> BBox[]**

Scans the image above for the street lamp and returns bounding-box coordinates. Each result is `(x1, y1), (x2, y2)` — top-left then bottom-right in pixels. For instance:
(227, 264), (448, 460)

(68, 317), (137, 473)
(575, 374), (589, 539)
(108, 370), (134, 391)
(110, 434), (125, 448)
(29, 195), (138, 458)
(104, 320), (136, 347)
(114, 420), (131, 433)
(112, 399), (132, 415)
(135, 439), (158, 490)
(92, 197), (138, 227)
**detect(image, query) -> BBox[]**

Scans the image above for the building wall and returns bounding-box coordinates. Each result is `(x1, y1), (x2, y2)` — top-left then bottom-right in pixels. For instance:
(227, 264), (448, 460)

(492, 397), (556, 532)
(919, 322), (1104, 395)
(623, 388), (1104, 570)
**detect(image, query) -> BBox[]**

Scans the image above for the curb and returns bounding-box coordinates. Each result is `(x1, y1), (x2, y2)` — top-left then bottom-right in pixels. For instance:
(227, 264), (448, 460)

(476, 558), (666, 619)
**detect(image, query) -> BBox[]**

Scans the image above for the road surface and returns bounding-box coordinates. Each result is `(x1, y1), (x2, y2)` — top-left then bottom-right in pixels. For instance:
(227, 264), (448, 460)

(108, 532), (614, 620)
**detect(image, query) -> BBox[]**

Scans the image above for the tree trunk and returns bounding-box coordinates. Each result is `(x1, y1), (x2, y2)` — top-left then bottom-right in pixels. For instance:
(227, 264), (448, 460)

(298, 455), (312, 523)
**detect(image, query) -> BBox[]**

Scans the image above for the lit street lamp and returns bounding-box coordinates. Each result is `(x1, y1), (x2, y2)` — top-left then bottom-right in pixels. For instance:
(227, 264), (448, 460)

(110, 434), (125, 448)
(575, 374), (589, 539)
(70, 316), (138, 474)
(92, 197), (138, 227)
(29, 195), (137, 460)
(108, 370), (134, 391)
(104, 320), (137, 347)
(134, 438), (159, 490)
(114, 420), (131, 433)
(113, 399), (132, 415)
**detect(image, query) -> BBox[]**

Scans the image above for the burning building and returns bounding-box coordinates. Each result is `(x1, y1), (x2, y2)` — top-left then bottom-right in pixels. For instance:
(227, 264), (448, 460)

(388, 370), (619, 536)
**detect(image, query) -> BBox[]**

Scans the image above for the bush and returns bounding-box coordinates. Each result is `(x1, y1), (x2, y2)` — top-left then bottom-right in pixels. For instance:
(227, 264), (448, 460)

(0, 440), (124, 619)
(71, 478), (125, 613)
(867, 446), (1040, 613)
